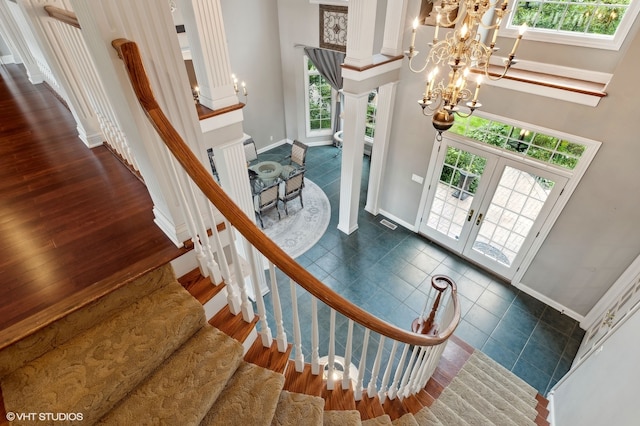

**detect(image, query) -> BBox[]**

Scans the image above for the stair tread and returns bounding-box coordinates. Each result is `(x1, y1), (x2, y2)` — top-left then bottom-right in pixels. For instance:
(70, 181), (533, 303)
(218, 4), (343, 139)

(0, 264), (175, 377)
(323, 409), (362, 426)
(461, 362), (538, 420)
(271, 390), (324, 426)
(391, 413), (418, 426)
(356, 394), (386, 420)
(361, 414), (392, 425)
(438, 384), (497, 425)
(244, 339), (293, 373)
(324, 384), (357, 410)
(283, 361), (325, 397)
(98, 325), (243, 424)
(200, 361), (285, 426)
(468, 353), (538, 402)
(1, 280), (205, 425)
(179, 268), (225, 306)
(414, 406), (443, 426)
(209, 305), (258, 344)
(429, 399), (470, 426)
(448, 376), (535, 426)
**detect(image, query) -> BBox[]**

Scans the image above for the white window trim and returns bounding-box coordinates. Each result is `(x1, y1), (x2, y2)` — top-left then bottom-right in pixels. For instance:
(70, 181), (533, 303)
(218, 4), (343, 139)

(500, 0), (640, 50)
(303, 56), (335, 138)
(415, 111), (601, 312)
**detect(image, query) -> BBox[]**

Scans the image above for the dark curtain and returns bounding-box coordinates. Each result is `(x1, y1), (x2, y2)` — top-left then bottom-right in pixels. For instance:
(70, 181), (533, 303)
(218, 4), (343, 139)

(304, 47), (346, 143)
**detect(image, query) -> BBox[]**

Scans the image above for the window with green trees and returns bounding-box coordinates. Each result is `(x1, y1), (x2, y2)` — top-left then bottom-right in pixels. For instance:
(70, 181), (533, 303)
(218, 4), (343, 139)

(365, 89), (378, 140)
(510, 0), (631, 37)
(306, 59), (333, 135)
(448, 115), (586, 170)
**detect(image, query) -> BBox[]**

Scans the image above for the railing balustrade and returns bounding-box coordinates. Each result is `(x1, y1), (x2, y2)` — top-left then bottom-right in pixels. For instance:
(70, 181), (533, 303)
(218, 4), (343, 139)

(110, 37), (461, 403)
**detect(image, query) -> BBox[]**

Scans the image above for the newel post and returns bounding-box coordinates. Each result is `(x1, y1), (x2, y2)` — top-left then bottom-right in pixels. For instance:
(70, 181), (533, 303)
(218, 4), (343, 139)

(412, 275), (454, 335)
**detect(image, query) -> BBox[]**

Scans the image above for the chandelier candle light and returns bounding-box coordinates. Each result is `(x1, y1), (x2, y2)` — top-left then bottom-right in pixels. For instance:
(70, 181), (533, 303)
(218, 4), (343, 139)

(406, 0), (527, 139)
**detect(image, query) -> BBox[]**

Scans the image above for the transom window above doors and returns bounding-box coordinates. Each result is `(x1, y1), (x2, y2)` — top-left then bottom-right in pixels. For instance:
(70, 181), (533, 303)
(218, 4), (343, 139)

(449, 115), (587, 171)
(503, 0), (639, 49)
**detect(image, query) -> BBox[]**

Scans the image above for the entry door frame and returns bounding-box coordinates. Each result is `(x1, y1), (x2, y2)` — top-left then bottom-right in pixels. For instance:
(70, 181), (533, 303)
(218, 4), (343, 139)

(417, 139), (500, 253)
(461, 157), (569, 279)
(415, 113), (601, 285)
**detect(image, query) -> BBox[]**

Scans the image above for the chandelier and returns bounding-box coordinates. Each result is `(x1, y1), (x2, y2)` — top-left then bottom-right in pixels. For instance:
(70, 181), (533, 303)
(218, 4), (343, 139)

(406, 0), (527, 140)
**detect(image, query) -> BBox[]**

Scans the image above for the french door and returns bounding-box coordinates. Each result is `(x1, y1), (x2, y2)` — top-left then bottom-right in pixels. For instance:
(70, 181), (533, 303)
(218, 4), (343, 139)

(419, 138), (568, 280)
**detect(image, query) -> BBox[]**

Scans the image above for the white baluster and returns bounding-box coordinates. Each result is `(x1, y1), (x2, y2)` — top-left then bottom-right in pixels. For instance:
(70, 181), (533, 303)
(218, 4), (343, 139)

(387, 344), (409, 400)
(208, 210), (227, 285)
(326, 309), (337, 391)
(378, 340), (399, 403)
(290, 279), (304, 372)
(311, 297), (320, 375)
(245, 243), (271, 346)
(366, 335), (385, 397)
(416, 345), (437, 393)
(227, 226), (253, 321)
(204, 205), (223, 284)
(268, 262), (287, 352)
(216, 219), (240, 314)
(397, 345), (420, 400)
(354, 328), (370, 401)
(342, 319), (354, 390)
(406, 347), (428, 397)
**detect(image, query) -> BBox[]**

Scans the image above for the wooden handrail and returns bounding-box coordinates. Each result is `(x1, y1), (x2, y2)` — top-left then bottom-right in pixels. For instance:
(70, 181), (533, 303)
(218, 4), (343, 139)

(44, 5), (81, 29)
(111, 38), (460, 347)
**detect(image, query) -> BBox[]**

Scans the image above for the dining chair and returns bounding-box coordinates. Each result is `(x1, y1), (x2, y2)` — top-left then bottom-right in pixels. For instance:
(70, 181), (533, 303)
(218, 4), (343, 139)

(281, 140), (308, 178)
(279, 169), (305, 215)
(243, 138), (259, 165)
(254, 180), (281, 228)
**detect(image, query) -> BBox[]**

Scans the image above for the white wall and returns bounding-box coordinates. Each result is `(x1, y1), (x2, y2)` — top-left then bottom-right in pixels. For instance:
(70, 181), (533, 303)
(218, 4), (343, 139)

(550, 306), (640, 425)
(221, 0), (287, 150)
(268, 0), (640, 317)
(276, 0), (387, 145)
(379, 0), (640, 316)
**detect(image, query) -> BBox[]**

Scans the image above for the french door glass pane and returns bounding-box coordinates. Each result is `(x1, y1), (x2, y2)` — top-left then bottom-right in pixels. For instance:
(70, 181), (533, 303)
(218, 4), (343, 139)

(472, 166), (555, 266)
(426, 147), (487, 240)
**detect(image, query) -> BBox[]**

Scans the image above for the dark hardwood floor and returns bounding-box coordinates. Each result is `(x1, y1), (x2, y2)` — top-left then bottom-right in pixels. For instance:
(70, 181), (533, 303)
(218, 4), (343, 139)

(0, 64), (185, 347)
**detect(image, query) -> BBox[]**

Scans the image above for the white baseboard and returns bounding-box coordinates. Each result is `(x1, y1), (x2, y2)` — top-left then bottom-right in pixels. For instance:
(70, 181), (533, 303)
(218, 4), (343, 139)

(512, 281), (585, 323)
(256, 138), (289, 154)
(378, 209), (417, 232)
(1, 55), (15, 64)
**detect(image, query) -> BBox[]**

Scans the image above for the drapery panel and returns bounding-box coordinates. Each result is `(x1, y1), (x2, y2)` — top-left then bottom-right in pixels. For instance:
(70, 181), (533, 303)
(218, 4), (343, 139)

(304, 47), (345, 141)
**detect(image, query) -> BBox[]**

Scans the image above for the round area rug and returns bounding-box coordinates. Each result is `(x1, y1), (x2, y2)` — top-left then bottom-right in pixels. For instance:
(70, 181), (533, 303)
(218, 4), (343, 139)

(261, 179), (331, 259)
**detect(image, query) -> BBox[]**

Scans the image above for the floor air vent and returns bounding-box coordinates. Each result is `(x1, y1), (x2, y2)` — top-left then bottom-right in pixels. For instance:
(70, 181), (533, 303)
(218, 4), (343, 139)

(380, 219), (397, 230)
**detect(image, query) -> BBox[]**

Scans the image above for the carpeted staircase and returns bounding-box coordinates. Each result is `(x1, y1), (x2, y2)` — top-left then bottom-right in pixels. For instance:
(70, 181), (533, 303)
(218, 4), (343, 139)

(0, 264), (545, 425)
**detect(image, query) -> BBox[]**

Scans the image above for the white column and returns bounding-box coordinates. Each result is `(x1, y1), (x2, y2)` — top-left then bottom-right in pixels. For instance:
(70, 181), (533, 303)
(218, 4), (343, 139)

(366, 82), (398, 215)
(18, 0), (103, 147)
(177, 0), (238, 110)
(69, 0), (201, 245)
(337, 91), (368, 235)
(0, 0), (43, 82)
(380, 0), (409, 56)
(344, 0), (377, 68)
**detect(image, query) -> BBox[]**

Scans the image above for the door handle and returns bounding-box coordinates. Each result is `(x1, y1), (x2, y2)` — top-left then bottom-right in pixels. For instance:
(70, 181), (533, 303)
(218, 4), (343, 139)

(467, 209), (475, 222)
(476, 213), (484, 225)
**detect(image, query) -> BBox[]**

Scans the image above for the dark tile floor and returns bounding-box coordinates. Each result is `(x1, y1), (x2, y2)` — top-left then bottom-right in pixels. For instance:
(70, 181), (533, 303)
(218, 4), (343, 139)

(255, 143), (584, 396)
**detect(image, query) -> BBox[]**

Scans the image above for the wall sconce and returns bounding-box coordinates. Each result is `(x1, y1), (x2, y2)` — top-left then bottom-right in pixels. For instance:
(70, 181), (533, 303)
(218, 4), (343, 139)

(231, 73), (248, 104)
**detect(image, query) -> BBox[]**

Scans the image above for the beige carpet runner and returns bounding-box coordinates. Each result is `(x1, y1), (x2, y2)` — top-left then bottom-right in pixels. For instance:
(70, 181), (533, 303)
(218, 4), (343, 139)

(0, 264), (541, 425)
